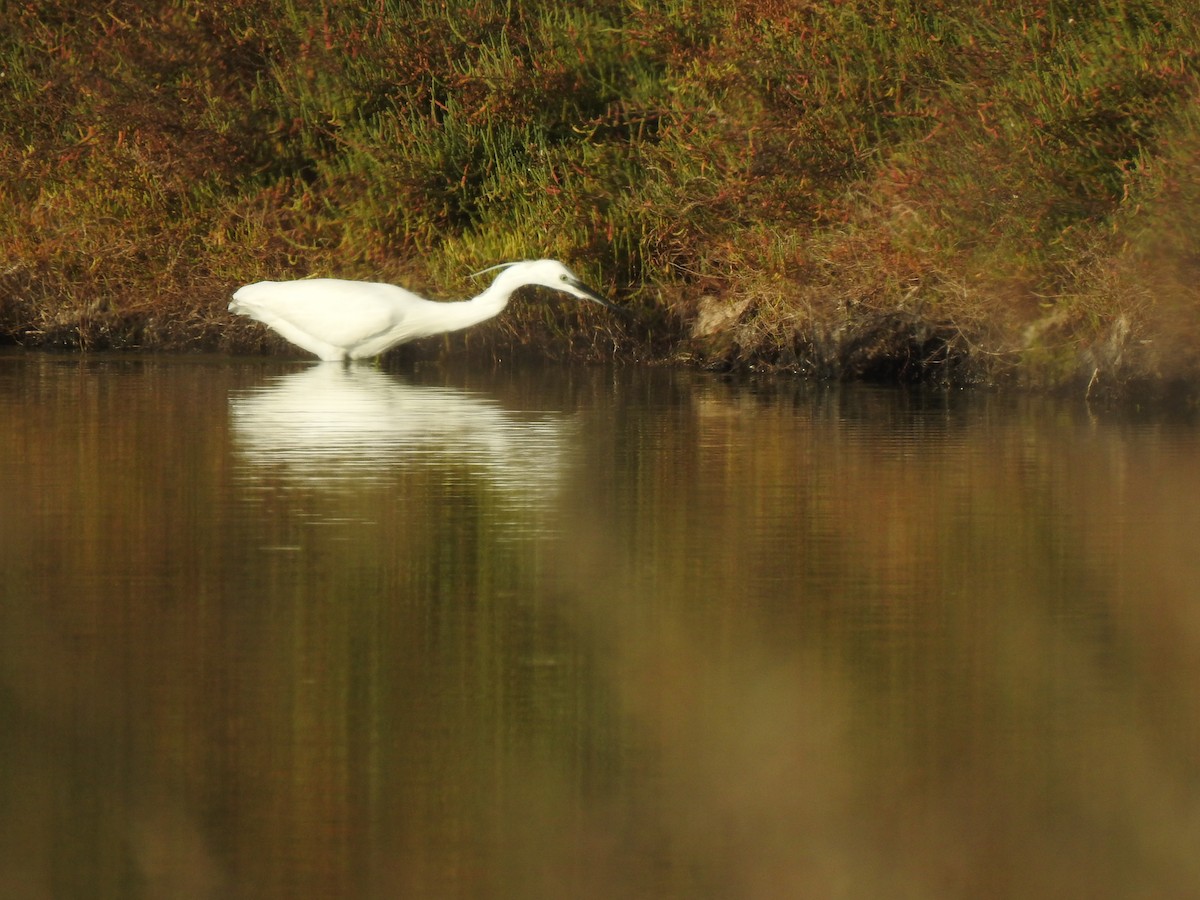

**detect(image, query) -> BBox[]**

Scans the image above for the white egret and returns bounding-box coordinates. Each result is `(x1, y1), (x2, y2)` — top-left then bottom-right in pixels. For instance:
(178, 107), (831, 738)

(229, 258), (617, 362)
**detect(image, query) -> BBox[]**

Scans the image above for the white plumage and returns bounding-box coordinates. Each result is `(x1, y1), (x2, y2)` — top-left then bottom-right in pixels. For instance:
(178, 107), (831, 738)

(230, 259), (614, 361)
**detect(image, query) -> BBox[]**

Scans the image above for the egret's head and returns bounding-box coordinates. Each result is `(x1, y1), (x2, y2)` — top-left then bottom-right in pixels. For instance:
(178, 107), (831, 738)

(478, 259), (618, 310)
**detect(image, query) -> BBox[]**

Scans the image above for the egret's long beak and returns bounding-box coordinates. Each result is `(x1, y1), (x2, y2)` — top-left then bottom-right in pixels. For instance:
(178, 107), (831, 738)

(568, 278), (622, 313)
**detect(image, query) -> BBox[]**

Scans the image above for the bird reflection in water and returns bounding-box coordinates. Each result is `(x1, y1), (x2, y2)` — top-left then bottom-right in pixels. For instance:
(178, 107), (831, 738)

(228, 365), (573, 513)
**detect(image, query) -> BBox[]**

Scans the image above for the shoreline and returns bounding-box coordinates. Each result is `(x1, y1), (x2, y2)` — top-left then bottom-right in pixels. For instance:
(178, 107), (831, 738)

(3, 293), (1197, 405)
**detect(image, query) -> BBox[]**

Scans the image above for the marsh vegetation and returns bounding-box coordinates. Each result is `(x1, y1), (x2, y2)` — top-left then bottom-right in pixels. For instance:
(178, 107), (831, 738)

(1, 0), (1198, 391)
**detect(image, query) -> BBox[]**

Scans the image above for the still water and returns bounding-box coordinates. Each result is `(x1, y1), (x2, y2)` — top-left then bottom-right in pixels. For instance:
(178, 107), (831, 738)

(1, 351), (1199, 899)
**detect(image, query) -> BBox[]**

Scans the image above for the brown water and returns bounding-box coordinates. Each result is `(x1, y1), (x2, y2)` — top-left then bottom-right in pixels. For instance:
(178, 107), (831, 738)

(1, 351), (1199, 899)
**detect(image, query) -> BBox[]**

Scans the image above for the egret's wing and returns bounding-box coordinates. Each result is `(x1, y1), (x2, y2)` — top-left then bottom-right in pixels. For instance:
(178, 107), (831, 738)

(232, 279), (420, 351)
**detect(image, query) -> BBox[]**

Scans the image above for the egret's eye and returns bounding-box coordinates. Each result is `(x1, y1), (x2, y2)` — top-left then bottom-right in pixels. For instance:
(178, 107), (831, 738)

(560, 273), (569, 282)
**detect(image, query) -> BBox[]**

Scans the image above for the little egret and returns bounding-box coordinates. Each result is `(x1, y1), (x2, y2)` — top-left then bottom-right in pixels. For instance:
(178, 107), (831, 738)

(230, 258), (617, 361)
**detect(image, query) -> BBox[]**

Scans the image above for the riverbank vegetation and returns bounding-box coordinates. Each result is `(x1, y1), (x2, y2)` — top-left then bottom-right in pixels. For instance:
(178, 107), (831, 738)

(1, 0), (1198, 391)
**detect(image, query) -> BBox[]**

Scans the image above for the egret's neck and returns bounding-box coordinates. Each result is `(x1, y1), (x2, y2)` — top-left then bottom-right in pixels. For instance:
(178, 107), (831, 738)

(469, 265), (536, 319)
(429, 276), (520, 335)
(473, 276), (521, 317)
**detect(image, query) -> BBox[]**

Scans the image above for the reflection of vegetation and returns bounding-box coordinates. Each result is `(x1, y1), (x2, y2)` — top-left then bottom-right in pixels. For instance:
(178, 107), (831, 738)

(563, 377), (1200, 896)
(1, 2), (1198, 388)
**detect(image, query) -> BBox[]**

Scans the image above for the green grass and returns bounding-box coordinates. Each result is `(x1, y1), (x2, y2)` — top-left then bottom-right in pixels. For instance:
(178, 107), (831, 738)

(1, 0), (1198, 389)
